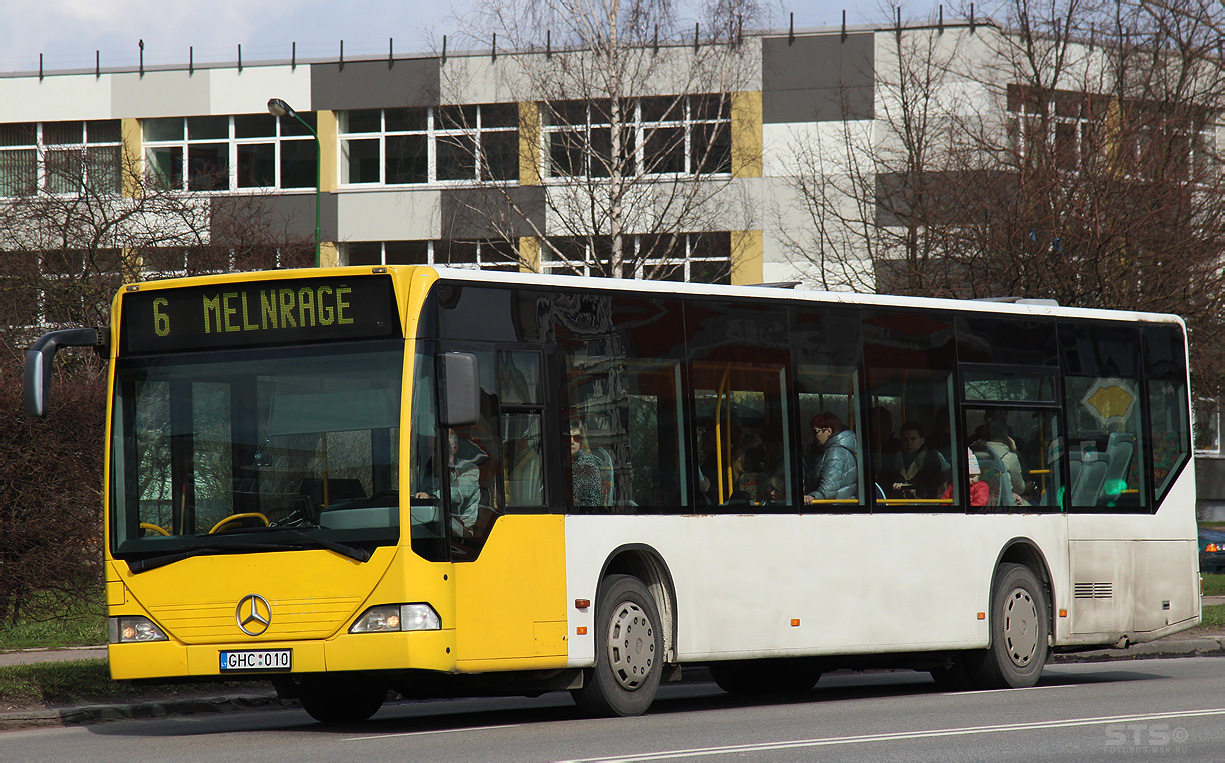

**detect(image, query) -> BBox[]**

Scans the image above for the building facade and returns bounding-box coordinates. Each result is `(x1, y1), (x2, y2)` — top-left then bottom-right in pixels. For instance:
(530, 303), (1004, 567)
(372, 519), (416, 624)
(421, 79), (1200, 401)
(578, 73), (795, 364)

(0, 24), (918, 303)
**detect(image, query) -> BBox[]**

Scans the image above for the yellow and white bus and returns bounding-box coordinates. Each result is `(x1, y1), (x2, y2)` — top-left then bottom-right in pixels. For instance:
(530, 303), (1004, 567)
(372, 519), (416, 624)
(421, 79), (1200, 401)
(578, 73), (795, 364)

(25, 265), (1199, 722)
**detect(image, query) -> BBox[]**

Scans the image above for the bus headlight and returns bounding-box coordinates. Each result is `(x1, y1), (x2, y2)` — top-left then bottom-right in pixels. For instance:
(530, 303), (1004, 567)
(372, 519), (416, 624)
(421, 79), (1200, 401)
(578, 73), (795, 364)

(350, 604), (441, 633)
(109, 616), (169, 643)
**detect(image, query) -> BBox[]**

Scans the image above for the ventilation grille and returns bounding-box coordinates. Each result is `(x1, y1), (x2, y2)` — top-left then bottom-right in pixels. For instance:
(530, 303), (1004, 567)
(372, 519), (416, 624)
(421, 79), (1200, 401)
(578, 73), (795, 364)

(1074, 582), (1114, 599)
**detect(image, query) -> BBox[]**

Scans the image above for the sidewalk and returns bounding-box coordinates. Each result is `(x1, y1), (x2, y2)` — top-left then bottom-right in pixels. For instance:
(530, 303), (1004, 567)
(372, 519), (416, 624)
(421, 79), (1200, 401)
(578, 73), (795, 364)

(4, 598), (1225, 729)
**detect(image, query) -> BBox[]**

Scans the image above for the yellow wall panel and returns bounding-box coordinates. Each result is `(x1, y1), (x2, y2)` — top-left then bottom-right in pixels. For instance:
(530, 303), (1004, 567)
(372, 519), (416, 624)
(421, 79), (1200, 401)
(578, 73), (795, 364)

(730, 229), (764, 285)
(731, 92), (763, 179)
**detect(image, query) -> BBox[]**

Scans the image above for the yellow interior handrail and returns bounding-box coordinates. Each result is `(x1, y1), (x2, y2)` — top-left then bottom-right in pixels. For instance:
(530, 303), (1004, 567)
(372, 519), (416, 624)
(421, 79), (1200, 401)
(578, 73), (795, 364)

(713, 365), (731, 503)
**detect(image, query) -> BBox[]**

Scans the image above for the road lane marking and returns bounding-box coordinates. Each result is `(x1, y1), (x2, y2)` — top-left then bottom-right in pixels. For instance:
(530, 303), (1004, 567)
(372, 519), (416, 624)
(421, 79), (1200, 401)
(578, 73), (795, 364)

(564, 708), (1225, 761)
(343, 724), (520, 741)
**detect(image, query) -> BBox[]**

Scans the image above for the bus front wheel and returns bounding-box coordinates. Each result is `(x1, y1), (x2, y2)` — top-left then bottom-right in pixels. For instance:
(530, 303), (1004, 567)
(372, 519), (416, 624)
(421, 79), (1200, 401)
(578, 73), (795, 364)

(571, 574), (662, 717)
(966, 563), (1049, 689)
(298, 677), (386, 723)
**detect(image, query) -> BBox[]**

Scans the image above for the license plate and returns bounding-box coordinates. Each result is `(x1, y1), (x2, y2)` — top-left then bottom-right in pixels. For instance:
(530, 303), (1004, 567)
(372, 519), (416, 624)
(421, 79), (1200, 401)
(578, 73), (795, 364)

(219, 649), (292, 672)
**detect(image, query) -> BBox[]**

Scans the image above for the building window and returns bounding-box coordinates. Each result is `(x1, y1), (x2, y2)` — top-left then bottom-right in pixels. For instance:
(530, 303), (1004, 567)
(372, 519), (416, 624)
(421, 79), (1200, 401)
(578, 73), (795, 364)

(1007, 85), (1209, 180)
(143, 114), (317, 192)
(541, 232), (731, 283)
(345, 240), (519, 271)
(544, 95), (731, 180)
(338, 104), (519, 187)
(0, 120), (122, 197)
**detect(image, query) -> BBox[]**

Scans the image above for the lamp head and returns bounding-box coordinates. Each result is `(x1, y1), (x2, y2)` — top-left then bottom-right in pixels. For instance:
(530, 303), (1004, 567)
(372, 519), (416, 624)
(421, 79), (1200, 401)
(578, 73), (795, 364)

(267, 98), (295, 118)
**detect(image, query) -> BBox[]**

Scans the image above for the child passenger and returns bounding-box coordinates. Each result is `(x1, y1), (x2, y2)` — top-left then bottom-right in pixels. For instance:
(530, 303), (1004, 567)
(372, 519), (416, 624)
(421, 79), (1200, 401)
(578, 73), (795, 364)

(942, 450), (990, 507)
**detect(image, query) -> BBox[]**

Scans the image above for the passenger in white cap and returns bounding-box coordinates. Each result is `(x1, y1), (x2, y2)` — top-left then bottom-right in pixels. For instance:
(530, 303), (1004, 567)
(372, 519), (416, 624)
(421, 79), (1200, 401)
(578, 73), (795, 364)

(941, 449), (990, 507)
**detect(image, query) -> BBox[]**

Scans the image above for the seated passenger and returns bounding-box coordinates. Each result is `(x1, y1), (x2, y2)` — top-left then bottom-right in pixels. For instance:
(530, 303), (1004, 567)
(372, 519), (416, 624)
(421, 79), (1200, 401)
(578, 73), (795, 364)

(890, 421), (949, 498)
(570, 422), (605, 507)
(942, 450), (989, 507)
(974, 420), (1026, 503)
(803, 412), (858, 504)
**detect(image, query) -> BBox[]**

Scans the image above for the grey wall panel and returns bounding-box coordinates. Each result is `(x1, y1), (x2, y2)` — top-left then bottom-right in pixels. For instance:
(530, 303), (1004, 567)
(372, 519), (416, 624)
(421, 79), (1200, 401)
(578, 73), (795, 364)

(234, 192), (339, 242)
(762, 34), (874, 123)
(336, 190), (440, 241)
(1197, 458), (1225, 503)
(440, 187), (545, 239)
(112, 70), (213, 117)
(310, 59), (440, 111)
(874, 170), (1015, 227)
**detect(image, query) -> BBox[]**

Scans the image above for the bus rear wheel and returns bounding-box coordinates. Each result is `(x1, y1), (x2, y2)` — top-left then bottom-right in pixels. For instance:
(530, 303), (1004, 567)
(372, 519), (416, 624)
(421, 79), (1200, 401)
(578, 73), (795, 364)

(298, 677), (386, 723)
(966, 563), (1049, 689)
(571, 574), (662, 717)
(710, 658), (822, 695)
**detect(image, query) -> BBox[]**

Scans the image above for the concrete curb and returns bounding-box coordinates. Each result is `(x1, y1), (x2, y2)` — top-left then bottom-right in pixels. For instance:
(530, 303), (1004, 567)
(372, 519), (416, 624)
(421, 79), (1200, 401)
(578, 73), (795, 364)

(1052, 636), (1225, 662)
(0, 693), (288, 729)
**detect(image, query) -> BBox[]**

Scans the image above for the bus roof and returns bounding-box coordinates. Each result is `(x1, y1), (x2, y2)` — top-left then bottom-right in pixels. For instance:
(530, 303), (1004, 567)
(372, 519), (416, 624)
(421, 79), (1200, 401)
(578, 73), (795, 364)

(427, 266), (1186, 328)
(118, 264), (1185, 329)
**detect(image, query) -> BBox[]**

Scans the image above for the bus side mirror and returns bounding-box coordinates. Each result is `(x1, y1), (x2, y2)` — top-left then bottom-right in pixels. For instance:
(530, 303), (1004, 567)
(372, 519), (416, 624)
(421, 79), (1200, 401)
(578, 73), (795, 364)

(24, 328), (109, 418)
(439, 351), (480, 427)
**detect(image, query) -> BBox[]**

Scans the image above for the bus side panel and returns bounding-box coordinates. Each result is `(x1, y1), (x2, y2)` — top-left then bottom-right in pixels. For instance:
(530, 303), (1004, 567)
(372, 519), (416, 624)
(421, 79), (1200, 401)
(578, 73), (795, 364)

(566, 513), (1070, 664)
(452, 514), (569, 671)
(1066, 468), (1200, 643)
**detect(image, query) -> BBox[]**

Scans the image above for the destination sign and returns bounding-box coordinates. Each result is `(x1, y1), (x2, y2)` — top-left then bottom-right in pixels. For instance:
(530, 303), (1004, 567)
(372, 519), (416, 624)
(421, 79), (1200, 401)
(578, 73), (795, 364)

(120, 275), (400, 354)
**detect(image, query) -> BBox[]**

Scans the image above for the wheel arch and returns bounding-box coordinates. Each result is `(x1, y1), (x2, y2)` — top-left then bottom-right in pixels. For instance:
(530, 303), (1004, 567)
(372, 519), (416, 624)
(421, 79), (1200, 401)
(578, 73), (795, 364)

(992, 536), (1056, 636)
(596, 544), (678, 663)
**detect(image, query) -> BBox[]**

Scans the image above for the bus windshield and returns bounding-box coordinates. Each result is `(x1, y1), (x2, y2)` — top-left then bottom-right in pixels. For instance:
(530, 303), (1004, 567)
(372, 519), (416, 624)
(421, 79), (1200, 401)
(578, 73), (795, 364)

(109, 339), (403, 563)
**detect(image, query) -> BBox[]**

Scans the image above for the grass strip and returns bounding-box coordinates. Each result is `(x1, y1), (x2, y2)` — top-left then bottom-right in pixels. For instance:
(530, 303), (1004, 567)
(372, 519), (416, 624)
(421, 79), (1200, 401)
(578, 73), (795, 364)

(0, 660), (248, 709)
(1203, 574), (1225, 597)
(1199, 603), (1225, 630)
(0, 617), (106, 652)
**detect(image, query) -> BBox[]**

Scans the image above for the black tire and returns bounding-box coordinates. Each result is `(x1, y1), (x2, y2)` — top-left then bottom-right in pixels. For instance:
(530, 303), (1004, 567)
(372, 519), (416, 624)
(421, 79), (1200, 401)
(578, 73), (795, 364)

(965, 563), (1049, 689)
(298, 677), (386, 723)
(571, 575), (663, 717)
(710, 658), (821, 695)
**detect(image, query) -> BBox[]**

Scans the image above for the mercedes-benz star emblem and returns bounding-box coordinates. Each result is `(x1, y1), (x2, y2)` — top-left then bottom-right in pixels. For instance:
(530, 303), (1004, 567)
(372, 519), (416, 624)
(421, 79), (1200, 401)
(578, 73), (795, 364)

(236, 594), (272, 636)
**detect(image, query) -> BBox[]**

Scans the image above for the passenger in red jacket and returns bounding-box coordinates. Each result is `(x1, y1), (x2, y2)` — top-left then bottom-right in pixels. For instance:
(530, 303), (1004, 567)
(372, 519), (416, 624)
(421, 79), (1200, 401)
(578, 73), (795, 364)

(942, 450), (990, 507)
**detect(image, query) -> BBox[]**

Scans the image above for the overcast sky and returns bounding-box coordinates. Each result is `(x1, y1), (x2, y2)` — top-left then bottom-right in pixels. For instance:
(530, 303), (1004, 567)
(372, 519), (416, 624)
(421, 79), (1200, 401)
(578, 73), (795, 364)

(0, 1), (928, 76)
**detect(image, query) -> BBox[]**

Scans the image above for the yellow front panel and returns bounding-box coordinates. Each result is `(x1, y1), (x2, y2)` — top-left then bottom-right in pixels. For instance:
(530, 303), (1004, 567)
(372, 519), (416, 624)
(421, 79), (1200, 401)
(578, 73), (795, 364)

(113, 546), (398, 646)
(454, 514), (567, 669)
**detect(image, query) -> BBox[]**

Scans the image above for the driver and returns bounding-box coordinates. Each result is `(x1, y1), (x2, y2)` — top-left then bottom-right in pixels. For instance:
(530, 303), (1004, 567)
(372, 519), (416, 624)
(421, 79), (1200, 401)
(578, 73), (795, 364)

(414, 429), (482, 535)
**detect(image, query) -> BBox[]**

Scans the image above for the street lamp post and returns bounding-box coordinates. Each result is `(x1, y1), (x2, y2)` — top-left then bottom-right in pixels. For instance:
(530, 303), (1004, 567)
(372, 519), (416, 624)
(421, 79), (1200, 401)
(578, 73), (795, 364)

(267, 97), (321, 267)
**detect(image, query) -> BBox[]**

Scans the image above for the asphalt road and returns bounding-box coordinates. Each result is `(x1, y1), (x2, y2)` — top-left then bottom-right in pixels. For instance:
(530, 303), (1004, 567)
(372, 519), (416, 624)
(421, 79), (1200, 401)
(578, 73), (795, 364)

(5, 658), (1225, 760)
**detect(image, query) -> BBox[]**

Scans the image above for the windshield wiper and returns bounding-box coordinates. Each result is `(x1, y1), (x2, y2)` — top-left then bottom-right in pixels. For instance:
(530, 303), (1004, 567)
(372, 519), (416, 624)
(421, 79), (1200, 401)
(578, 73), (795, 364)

(126, 532), (370, 574)
(277, 528), (371, 562)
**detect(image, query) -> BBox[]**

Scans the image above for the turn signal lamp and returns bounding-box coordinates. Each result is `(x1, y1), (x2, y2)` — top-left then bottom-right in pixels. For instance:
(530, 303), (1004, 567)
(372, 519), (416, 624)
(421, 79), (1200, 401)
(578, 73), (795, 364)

(1208, 543), (1220, 553)
(350, 604), (441, 633)
(109, 616), (168, 643)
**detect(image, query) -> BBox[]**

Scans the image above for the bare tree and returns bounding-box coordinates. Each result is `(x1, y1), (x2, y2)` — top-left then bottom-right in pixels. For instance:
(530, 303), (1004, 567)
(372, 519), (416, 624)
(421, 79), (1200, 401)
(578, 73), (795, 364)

(0, 150), (312, 624)
(440, 0), (770, 280)
(779, 1), (1225, 394)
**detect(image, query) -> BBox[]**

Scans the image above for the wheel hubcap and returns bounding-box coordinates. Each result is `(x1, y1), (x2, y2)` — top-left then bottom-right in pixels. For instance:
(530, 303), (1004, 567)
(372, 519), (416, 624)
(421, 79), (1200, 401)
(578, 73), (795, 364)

(1002, 586), (1039, 667)
(606, 600), (655, 690)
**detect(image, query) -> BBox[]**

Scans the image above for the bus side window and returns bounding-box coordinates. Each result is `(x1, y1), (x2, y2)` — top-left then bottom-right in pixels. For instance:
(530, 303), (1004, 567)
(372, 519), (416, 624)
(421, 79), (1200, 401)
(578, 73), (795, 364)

(447, 348), (501, 561)
(1060, 323), (1148, 512)
(862, 310), (956, 511)
(499, 349), (544, 507)
(792, 304), (864, 512)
